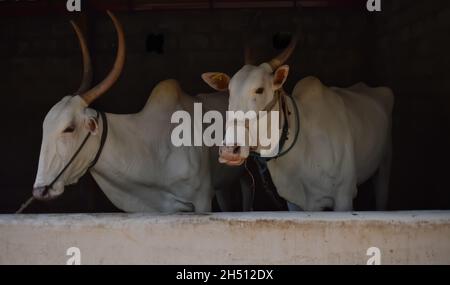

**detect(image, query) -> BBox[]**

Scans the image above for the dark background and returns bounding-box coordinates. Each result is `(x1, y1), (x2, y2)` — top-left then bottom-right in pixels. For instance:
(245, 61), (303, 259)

(0, 0), (449, 213)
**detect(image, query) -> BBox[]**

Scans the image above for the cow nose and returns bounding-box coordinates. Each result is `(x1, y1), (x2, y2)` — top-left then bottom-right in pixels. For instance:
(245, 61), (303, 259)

(33, 186), (50, 200)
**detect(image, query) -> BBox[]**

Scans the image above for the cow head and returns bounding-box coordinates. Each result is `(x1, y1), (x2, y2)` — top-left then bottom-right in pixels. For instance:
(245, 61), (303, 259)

(33, 11), (125, 201)
(202, 36), (298, 166)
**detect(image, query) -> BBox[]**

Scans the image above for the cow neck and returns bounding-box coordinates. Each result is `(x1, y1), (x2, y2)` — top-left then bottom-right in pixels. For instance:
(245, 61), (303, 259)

(250, 89), (300, 161)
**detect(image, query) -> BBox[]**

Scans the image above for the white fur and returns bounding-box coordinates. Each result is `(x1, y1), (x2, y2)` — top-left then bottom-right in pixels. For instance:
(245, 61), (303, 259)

(268, 77), (393, 211)
(35, 80), (214, 212)
(208, 63), (394, 211)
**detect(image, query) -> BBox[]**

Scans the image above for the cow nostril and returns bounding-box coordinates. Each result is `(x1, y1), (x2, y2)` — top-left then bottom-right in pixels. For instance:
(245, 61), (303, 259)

(33, 187), (43, 197)
(233, 146), (241, 154)
(33, 186), (49, 198)
(42, 186), (50, 196)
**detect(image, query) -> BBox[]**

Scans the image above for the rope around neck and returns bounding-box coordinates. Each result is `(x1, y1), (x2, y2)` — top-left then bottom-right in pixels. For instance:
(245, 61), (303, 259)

(250, 91), (300, 161)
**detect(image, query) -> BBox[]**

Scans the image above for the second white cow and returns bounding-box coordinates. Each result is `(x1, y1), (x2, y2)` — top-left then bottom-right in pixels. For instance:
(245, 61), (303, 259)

(202, 36), (394, 211)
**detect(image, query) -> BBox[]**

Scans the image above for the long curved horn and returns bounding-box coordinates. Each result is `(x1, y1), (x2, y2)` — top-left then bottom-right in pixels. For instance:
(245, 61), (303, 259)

(70, 20), (93, 95)
(81, 10), (126, 105)
(268, 34), (298, 71)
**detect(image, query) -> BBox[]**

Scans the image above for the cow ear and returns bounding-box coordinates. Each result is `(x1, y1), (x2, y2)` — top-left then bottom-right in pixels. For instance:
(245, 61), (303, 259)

(85, 117), (98, 135)
(202, 72), (230, 91)
(273, 65), (289, 90)
(84, 109), (99, 135)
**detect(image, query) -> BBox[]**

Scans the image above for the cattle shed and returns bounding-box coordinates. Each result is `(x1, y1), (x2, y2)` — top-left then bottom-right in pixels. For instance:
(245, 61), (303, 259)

(0, 0), (449, 265)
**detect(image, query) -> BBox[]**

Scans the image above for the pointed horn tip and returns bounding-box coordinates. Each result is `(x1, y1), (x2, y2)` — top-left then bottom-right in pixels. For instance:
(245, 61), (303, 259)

(80, 9), (125, 106)
(69, 20), (78, 30)
(106, 10), (120, 23)
(268, 34), (298, 71)
(106, 10), (124, 33)
(106, 10), (115, 19)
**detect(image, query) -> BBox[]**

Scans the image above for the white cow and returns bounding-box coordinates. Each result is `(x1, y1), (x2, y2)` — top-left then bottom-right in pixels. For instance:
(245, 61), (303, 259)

(202, 36), (394, 211)
(33, 11), (250, 213)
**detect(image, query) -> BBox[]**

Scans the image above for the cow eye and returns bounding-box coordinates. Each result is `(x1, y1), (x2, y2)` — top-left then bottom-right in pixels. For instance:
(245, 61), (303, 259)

(255, 87), (264, 94)
(63, 126), (75, 133)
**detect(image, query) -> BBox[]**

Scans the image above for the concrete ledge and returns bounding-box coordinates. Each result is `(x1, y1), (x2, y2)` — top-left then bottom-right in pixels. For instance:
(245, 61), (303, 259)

(1, 211), (450, 265)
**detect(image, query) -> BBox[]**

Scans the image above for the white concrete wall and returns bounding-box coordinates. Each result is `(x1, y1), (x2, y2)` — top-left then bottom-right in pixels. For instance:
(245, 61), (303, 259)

(0, 211), (449, 265)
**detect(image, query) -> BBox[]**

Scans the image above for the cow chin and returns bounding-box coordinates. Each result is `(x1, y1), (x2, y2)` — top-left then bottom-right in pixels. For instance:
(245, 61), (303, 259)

(218, 146), (249, 167)
(33, 181), (65, 201)
(219, 156), (246, 166)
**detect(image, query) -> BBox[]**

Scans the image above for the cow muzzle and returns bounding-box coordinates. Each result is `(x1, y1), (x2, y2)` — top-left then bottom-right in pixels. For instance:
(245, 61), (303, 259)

(218, 145), (250, 166)
(33, 182), (64, 201)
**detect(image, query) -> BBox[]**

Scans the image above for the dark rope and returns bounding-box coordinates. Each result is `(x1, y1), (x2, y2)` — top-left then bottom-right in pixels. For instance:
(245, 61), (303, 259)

(250, 92), (300, 161)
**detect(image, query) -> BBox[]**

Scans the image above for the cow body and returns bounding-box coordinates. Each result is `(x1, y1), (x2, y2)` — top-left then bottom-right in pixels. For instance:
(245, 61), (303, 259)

(89, 80), (251, 212)
(88, 80), (213, 212)
(267, 76), (393, 211)
(201, 32), (393, 211)
(33, 13), (253, 213)
(35, 79), (252, 213)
